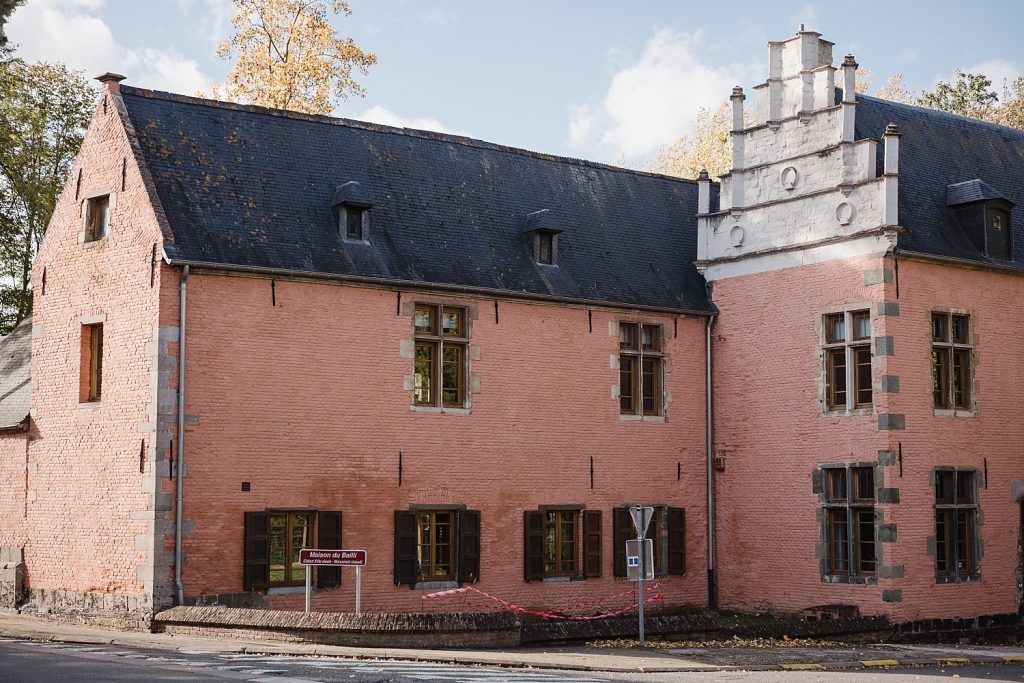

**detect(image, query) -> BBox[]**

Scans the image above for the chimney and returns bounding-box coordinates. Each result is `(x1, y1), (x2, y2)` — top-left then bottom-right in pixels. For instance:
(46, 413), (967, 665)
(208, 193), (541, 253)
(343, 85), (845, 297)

(882, 123), (901, 226)
(840, 55), (857, 142)
(95, 72), (126, 96)
(730, 86), (746, 172)
(697, 169), (711, 215)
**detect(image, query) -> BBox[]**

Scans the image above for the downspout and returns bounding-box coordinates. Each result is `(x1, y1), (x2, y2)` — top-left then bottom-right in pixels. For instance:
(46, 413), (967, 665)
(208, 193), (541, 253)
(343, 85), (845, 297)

(174, 265), (189, 606)
(705, 313), (717, 609)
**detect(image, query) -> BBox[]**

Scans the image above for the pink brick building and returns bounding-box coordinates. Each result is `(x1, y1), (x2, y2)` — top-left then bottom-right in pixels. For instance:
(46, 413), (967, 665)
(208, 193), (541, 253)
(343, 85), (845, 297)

(1, 29), (1023, 632)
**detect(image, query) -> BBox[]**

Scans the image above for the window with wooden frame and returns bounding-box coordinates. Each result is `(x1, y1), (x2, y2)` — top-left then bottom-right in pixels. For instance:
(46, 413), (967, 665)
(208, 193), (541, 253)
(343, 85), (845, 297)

(413, 304), (467, 408)
(341, 203), (368, 240)
(393, 508), (480, 586)
(823, 310), (872, 411)
(242, 510), (341, 591)
(612, 506), (686, 578)
(80, 323), (103, 403)
(931, 312), (973, 411)
(935, 469), (978, 581)
(823, 467), (876, 577)
(619, 322), (664, 416)
(523, 509), (601, 580)
(85, 194), (110, 242)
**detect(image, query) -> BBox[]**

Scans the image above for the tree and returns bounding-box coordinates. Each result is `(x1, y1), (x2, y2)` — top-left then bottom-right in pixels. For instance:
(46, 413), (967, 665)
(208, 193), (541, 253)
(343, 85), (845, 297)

(917, 70), (998, 119)
(875, 74), (915, 105)
(209, 0), (376, 114)
(0, 60), (94, 332)
(991, 77), (1024, 130)
(0, 0), (25, 51)
(648, 102), (735, 181)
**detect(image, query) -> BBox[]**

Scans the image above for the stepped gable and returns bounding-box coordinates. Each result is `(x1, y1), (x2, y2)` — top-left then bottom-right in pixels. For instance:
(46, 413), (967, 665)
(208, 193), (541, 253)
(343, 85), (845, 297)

(119, 87), (713, 314)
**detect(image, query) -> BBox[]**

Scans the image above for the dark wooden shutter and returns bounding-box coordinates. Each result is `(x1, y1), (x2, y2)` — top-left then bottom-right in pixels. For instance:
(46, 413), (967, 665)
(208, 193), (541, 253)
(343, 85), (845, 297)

(316, 511), (342, 588)
(458, 510), (481, 584)
(583, 510), (602, 578)
(394, 510), (417, 586)
(668, 507), (686, 575)
(243, 511), (269, 591)
(523, 511), (545, 581)
(613, 507), (630, 578)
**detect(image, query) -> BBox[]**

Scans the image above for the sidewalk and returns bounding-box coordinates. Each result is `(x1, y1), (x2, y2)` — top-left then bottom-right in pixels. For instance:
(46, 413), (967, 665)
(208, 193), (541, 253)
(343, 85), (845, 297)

(2, 610), (1023, 673)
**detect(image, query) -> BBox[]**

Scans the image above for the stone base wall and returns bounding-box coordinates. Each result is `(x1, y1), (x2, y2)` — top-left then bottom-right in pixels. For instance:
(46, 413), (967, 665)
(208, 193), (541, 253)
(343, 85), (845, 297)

(154, 606), (520, 648)
(22, 588), (152, 630)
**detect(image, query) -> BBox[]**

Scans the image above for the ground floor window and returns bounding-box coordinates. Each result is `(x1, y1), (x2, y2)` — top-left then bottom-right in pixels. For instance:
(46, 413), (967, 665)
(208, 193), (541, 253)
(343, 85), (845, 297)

(394, 508), (480, 586)
(612, 506), (686, 577)
(243, 510), (342, 591)
(935, 469), (979, 581)
(524, 508), (601, 580)
(822, 466), (876, 578)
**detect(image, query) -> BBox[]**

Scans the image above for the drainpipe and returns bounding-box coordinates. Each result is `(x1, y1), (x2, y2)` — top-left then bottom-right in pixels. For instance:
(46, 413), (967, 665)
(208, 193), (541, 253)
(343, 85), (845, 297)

(705, 314), (717, 609)
(174, 264), (189, 606)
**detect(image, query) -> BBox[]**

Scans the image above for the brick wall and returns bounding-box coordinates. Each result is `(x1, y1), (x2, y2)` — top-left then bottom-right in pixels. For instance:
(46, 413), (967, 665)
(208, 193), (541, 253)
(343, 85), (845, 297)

(169, 271), (710, 614)
(0, 432), (28, 551)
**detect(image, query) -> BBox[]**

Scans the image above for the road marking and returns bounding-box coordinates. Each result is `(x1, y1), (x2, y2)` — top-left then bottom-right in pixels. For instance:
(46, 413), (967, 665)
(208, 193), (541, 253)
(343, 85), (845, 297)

(861, 659), (900, 667)
(937, 657), (970, 665)
(1004, 655), (1024, 662)
(781, 663), (824, 670)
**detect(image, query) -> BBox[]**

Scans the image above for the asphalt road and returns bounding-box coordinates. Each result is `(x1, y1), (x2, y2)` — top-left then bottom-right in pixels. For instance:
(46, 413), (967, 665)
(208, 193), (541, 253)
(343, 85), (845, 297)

(2, 638), (1024, 682)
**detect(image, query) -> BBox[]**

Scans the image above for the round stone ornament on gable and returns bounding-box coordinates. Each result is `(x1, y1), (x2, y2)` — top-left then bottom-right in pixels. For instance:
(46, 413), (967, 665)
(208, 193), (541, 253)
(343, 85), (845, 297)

(836, 201), (856, 225)
(729, 225), (745, 247)
(780, 166), (799, 190)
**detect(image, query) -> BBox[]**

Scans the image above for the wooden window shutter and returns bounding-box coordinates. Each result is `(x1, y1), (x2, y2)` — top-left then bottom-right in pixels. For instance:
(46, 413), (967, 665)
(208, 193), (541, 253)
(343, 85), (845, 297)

(583, 510), (602, 578)
(458, 510), (481, 584)
(523, 511), (545, 581)
(316, 511), (342, 588)
(243, 511), (269, 591)
(612, 507), (630, 578)
(668, 507), (686, 575)
(394, 510), (417, 586)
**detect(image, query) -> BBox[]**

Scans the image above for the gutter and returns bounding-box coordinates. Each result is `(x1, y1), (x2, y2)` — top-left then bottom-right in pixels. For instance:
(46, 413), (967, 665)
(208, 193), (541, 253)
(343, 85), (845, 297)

(161, 256), (716, 319)
(892, 247), (1024, 276)
(174, 265), (189, 606)
(705, 314), (717, 609)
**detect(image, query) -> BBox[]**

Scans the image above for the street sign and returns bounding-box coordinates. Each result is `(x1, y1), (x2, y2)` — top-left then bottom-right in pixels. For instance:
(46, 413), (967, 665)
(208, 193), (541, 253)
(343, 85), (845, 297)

(625, 539), (654, 581)
(299, 548), (367, 614)
(299, 549), (366, 566)
(629, 506), (654, 538)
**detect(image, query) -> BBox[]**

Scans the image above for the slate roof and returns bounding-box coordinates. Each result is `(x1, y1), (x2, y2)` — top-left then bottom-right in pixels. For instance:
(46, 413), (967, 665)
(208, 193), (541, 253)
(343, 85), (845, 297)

(120, 87), (713, 314)
(0, 316), (32, 430)
(855, 94), (1024, 267)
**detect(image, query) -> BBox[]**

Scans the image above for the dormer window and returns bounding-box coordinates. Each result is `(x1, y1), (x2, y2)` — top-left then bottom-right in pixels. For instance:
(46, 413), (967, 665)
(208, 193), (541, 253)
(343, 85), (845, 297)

(344, 204), (368, 241)
(332, 181), (372, 242)
(986, 206), (1011, 260)
(947, 180), (1014, 260)
(522, 209), (563, 267)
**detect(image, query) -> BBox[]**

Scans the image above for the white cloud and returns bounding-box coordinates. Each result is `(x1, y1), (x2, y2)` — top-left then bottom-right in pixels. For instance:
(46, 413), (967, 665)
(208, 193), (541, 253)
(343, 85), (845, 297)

(964, 59), (1022, 91)
(356, 105), (466, 136)
(7, 0), (213, 94)
(176, 0), (234, 48)
(567, 29), (751, 161)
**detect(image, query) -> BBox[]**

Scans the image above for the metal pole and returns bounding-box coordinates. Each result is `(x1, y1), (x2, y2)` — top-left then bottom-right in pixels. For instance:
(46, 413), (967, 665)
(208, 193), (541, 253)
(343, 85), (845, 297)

(637, 510), (645, 647)
(355, 566), (362, 614)
(305, 565), (311, 613)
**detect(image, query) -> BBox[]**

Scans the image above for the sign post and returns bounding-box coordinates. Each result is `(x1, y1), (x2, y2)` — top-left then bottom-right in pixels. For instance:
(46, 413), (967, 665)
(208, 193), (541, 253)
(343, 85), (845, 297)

(298, 549), (368, 613)
(628, 506), (654, 647)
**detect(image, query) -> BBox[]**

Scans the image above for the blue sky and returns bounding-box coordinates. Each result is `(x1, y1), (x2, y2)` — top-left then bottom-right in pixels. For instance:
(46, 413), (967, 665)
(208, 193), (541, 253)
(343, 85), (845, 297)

(7, 0), (1024, 166)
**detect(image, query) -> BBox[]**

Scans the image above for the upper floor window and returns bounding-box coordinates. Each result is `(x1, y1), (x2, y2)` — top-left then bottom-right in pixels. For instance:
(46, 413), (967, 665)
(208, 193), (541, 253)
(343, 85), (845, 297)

(935, 469), (978, 581)
(931, 312), (972, 411)
(413, 304), (467, 408)
(80, 323), (103, 403)
(823, 310), (872, 411)
(823, 466), (876, 578)
(619, 322), (663, 416)
(342, 204), (368, 240)
(986, 206), (1011, 260)
(537, 232), (555, 265)
(85, 195), (110, 242)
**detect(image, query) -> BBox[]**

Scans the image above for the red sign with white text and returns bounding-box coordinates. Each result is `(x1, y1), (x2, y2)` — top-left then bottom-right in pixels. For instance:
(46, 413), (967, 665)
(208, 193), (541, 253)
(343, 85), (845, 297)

(298, 549), (367, 566)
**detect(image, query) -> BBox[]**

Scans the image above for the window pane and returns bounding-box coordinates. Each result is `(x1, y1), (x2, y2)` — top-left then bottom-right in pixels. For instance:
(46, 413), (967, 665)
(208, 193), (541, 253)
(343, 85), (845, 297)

(544, 512), (557, 573)
(824, 314), (845, 343)
(853, 347), (872, 407)
(619, 323), (638, 350)
(956, 510), (974, 575)
(952, 349), (971, 409)
(826, 469), (847, 502)
(956, 471), (975, 504)
(951, 315), (969, 344)
(829, 509), (849, 574)
(269, 514), (287, 583)
(641, 358), (659, 415)
(932, 348), (950, 408)
(641, 325), (661, 351)
(346, 207), (362, 239)
(827, 349), (846, 409)
(853, 467), (874, 502)
(414, 343), (435, 405)
(619, 357), (635, 413)
(441, 344), (463, 406)
(441, 308), (463, 337)
(935, 470), (955, 505)
(414, 306), (435, 334)
(935, 510), (951, 575)
(931, 313), (949, 342)
(291, 514), (310, 582)
(855, 509), (875, 575)
(852, 311), (871, 340)
(538, 232), (553, 264)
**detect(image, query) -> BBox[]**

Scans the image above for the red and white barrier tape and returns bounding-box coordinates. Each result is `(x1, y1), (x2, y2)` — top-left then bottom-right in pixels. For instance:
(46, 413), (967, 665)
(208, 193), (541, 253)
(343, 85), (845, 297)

(422, 582), (664, 621)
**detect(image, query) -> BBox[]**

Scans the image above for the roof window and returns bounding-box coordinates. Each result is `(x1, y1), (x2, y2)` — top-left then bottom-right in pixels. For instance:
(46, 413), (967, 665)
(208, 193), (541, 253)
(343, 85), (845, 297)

(523, 209), (563, 266)
(332, 181), (371, 242)
(947, 180), (1013, 260)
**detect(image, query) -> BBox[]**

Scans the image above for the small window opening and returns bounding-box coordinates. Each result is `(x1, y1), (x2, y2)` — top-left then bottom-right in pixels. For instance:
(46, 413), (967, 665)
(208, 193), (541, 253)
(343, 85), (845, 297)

(986, 207), (1011, 260)
(86, 195), (110, 242)
(538, 232), (554, 265)
(342, 204), (367, 240)
(80, 323), (104, 402)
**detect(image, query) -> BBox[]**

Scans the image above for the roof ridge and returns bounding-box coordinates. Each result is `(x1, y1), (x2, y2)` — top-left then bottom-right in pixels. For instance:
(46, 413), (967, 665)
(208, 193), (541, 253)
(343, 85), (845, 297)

(119, 85), (700, 186)
(858, 93), (1024, 139)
